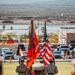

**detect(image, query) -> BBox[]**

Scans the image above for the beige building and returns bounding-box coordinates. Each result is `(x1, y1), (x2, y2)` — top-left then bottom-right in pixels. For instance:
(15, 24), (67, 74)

(58, 27), (75, 45)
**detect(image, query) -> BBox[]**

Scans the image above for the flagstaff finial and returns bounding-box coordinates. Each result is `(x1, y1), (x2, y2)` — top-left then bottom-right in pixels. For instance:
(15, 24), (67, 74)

(31, 19), (34, 26)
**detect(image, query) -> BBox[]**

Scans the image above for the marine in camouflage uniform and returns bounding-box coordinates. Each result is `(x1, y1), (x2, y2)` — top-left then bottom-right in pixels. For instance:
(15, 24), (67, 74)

(16, 59), (28, 75)
(45, 59), (58, 75)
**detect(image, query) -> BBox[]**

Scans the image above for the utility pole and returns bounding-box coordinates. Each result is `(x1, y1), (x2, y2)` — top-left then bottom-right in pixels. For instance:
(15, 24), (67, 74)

(38, 19), (39, 42)
(61, 13), (64, 44)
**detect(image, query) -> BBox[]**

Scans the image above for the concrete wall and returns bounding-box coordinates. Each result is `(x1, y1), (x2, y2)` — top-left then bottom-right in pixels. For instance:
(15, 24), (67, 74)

(67, 33), (75, 45)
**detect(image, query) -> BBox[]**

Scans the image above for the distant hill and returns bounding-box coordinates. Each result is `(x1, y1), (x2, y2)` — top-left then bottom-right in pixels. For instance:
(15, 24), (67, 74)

(33, 0), (75, 6)
(0, 0), (75, 16)
(0, 0), (75, 6)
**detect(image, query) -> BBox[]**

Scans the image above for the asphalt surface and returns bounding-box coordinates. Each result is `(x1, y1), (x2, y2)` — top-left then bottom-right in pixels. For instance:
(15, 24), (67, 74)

(0, 44), (73, 63)
(0, 55), (72, 63)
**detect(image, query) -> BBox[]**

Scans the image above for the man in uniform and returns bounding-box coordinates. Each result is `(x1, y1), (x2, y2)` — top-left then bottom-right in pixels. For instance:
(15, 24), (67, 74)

(16, 59), (28, 75)
(45, 59), (58, 75)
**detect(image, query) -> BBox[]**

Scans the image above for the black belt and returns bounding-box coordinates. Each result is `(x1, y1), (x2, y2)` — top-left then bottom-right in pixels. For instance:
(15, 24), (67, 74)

(19, 72), (25, 73)
(48, 73), (54, 74)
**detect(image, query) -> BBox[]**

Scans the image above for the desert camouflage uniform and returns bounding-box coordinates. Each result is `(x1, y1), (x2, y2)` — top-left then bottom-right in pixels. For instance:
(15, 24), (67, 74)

(26, 66), (32, 75)
(45, 63), (58, 75)
(16, 64), (28, 75)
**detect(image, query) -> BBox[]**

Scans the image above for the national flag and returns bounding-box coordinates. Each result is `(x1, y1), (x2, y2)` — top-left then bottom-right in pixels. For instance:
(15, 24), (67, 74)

(26, 20), (40, 68)
(41, 21), (55, 66)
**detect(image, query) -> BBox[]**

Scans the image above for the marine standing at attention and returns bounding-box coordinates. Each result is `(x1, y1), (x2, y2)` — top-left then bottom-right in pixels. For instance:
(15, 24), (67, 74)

(45, 59), (58, 75)
(16, 59), (28, 75)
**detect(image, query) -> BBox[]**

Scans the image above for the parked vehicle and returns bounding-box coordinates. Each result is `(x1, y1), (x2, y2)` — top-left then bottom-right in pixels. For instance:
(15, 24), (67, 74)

(68, 43), (75, 50)
(3, 51), (14, 59)
(16, 44), (26, 55)
(21, 51), (27, 59)
(54, 51), (62, 58)
(0, 48), (2, 56)
(59, 45), (69, 52)
(1, 48), (11, 55)
(50, 44), (55, 51)
(57, 44), (65, 51)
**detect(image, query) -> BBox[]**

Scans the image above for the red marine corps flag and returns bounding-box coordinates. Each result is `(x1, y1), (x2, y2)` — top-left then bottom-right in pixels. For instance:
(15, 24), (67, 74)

(26, 20), (40, 68)
(41, 21), (55, 66)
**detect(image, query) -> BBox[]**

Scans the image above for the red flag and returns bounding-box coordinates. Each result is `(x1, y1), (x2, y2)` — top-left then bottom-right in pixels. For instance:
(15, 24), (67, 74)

(41, 21), (55, 66)
(26, 20), (40, 68)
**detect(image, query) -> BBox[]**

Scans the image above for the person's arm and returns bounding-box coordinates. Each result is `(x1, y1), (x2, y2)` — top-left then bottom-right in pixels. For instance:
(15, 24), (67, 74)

(16, 66), (19, 73)
(44, 66), (48, 75)
(25, 66), (29, 75)
(55, 66), (58, 74)
(16, 65), (26, 73)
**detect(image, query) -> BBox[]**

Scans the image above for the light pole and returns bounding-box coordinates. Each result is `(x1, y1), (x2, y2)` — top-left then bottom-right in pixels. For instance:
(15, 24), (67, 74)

(38, 19), (39, 42)
(61, 13), (64, 44)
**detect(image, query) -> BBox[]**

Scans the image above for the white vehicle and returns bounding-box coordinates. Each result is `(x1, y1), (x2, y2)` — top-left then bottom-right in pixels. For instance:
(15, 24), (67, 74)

(1, 48), (11, 55)
(59, 45), (69, 52)
(4, 51), (14, 59)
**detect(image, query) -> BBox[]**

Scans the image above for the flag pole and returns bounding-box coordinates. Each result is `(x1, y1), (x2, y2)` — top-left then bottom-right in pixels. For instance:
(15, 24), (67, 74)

(41, 21), (55, 66)
(26, 20), (40, 68)
(38, 19), (39, 42)
(45, 21), (55, 65)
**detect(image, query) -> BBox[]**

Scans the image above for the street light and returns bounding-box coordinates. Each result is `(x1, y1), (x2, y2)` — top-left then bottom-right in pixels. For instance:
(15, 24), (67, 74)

(61, 13), (64, 44)
(38, 19), (39, 42)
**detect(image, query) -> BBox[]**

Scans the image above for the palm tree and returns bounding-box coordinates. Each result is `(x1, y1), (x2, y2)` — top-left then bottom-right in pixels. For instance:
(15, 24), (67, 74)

(20, 34), (25, 43)
(54, 34), (58, 43)
(49, 33), (54, 43)
(41, 26), (44, 33)
(5, 32), (17, 39)
(2, 35), (7, 44)
(49, 33), (58, 43)
(1, 32), (17, 44)
(19, 34), (28, 43)
(23, 33), (27, 42)
(0, 34), (2, 42)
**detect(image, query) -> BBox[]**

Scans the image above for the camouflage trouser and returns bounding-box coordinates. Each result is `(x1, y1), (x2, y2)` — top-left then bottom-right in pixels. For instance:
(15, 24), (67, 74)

(18, 72), (26, 75)
(48, 73), (55, 75)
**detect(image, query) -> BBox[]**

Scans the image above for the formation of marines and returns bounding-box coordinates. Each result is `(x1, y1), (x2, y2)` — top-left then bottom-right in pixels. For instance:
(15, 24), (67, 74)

(16, 58), (58, 75)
